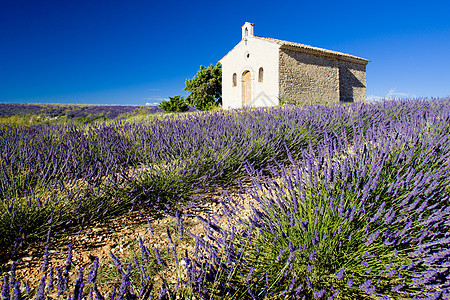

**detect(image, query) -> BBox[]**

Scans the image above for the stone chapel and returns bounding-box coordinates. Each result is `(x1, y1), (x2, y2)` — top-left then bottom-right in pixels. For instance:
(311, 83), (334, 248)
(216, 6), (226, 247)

(219, 22), (370, 109)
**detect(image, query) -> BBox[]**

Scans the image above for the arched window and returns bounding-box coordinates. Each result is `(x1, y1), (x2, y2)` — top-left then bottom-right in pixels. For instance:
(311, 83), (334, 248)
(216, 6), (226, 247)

(232, 73), (237, 87)
(245, 28), (248, 37)
(258, 67), (263, 82)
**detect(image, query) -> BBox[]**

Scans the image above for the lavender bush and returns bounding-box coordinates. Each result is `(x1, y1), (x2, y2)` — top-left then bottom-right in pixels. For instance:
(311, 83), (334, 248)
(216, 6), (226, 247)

(0, 103), (165, 125)
(0, 103), (163, 119)
(0, 106), (317, 255)
(1, 98), (449, 299)
(182, 99), (450, 298)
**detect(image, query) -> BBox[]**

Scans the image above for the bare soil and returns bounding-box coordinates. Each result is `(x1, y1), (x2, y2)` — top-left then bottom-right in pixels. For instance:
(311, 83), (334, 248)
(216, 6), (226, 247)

(0, 185), (257, 297)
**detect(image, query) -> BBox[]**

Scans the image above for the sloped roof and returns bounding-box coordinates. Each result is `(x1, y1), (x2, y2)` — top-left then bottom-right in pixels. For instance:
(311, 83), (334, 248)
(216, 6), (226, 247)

(253, 35), (369, 64)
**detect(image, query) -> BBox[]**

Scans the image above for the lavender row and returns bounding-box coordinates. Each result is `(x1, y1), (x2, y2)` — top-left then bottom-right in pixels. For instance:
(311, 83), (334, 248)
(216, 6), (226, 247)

(184, 101), (450, 298)
(4, 98), (446, 201)
(1, 98), (450, 298)
(1, 117), (449, 299)
(0, 103), (163, 119)
(1, 99), (449, 255)
(0, 105), (320, 254)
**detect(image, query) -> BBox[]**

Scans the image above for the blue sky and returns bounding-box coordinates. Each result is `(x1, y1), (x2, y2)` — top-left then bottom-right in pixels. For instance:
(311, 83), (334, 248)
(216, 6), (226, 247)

(1, 0), (449, 105)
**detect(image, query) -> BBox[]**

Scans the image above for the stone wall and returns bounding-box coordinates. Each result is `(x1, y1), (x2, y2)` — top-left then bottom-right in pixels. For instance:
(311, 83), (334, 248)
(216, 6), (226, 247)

(278, 48), (367, 104)
(338, 60), (366, 103)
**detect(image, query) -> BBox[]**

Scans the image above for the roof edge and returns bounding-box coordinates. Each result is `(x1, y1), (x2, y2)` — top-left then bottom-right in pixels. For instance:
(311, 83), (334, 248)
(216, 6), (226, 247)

(253, 36), (370, 65)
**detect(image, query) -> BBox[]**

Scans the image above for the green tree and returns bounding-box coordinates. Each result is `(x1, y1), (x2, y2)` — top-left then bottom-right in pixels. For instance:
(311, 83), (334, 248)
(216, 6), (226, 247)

(184, 62), (222, 111)
(158, 95), (189, 113)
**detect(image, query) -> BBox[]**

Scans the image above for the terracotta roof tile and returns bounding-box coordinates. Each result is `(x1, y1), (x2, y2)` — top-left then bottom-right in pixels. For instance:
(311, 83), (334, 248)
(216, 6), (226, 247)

(253, 36), (370, 64)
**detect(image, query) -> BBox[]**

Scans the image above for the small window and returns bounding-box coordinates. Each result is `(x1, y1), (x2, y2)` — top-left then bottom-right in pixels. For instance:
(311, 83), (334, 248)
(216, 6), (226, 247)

(232, 73), (237, 87)
(245, 28), (248, 37)
(258, 67), (263, 82)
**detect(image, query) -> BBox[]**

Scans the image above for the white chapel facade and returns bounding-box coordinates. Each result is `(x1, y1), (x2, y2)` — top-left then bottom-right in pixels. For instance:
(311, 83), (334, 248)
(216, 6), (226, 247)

(219, 22), (370, 109)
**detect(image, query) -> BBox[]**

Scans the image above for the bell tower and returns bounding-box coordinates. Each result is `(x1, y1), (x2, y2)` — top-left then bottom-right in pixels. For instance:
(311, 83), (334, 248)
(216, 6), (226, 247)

(242, 22), (254, 39)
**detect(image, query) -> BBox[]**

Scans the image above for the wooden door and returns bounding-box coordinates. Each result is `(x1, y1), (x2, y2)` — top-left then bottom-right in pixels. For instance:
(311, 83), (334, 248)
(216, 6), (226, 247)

(242, 71), (252, 107)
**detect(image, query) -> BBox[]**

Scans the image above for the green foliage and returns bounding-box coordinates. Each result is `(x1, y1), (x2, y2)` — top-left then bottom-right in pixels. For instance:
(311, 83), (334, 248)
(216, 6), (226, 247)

(158, 95), (189, 113)
(73, 114), (109, 124)
(133, 107), (151, 116)
(184, 62), (222, 111)
(279, 95), (296, 106)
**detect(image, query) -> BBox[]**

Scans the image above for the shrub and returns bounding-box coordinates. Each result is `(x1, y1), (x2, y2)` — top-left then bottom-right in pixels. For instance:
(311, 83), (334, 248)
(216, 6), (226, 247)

(184, 63), (222, 111)
(279, 95), (296, 106)
(158, 95), (189, 113)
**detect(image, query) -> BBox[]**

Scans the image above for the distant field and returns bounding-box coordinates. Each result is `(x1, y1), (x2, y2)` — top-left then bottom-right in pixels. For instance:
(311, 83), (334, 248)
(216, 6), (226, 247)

(0, 103), (167, 125)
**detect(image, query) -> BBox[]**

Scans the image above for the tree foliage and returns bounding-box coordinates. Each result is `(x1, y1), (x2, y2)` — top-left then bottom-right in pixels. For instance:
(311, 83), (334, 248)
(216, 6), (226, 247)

(158, 95), (189, 113)
(184, 63), (222, 111)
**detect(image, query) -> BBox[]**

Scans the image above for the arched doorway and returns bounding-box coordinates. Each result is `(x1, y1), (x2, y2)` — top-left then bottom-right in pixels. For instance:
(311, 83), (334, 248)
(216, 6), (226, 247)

(242, 70), (252, 107)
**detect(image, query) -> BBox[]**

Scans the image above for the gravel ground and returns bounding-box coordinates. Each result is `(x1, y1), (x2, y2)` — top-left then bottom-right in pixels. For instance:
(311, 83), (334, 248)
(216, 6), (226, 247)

(0, 183), (258, 297)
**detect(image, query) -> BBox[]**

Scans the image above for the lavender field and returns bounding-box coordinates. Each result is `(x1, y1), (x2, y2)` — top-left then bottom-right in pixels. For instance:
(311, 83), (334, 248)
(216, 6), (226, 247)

(0, 103), (165, 125)
(1, 99), (450, 299)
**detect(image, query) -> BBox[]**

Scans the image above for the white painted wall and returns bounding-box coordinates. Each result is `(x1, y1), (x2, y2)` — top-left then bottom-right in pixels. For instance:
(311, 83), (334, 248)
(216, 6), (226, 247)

(220, 30), (280, 109)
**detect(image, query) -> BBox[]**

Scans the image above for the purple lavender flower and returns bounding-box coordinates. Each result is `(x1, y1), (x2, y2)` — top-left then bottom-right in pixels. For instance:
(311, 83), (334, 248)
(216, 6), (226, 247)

(288, 241), (294, 253)
(370, 202), (386, 223)
(88, 257), (99, 283)
(176, 210), (184, 238)
(347, 279), (354, 288)
(386, 269), (396, 277)
(166, 227), (173, 244)
(172, 245), (179, 266)
(306, 276), (313, 289)
(56, 267), (64, 295)
(366, 229), (381, 246)
(309, 250), (315, 261)
(109, 251), (124, 276)
(290, 215), (295, 227)
(276, 247), (286, 262)
(383, 208), (396, 225)
(73, 267), (84, 300)
(314, 229), (320, 244)
(146, 217), (154, 235)
(117, 264), (132, 300)
(2, 274), (10, 300)
(314, 289), (326, 299)
(416, 199), (428, 214)
(300, 220), (308, 232)
(62, 243), (73, 291)
(245, 267), (255, 284)
(10, 261), (16, 284)
(12, 280), (21, 300)
(35, 276), (46, 300)
(47, 266), (54, 292)
(359, 279), (375, 295)
(25, 281), (30, 296)
(139, 237), (149, 262)
(41, 244), (50, 273)
(392, 284), (403, 292)
(336, 267), (345, 280)
(111, 286), (116, 300)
